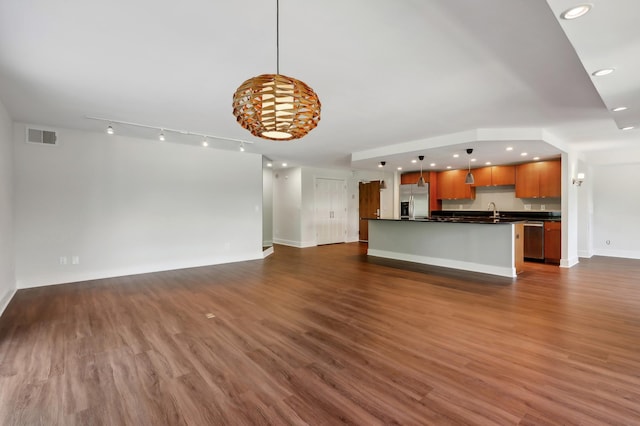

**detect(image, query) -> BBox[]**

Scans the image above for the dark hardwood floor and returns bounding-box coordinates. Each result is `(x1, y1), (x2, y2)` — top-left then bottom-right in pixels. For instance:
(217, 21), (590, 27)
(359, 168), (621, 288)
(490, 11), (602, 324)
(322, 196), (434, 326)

(1, 243), (639, 425)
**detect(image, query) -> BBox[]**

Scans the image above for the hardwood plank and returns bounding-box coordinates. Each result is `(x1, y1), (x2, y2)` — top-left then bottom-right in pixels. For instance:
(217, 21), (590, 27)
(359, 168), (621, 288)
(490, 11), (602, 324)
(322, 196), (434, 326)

(1, 243), (640, 424)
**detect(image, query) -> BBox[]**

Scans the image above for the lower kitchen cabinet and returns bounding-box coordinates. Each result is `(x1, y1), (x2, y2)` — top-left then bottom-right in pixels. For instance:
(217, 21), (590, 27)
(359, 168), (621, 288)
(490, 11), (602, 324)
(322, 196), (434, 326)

(544, 221), (561, 264)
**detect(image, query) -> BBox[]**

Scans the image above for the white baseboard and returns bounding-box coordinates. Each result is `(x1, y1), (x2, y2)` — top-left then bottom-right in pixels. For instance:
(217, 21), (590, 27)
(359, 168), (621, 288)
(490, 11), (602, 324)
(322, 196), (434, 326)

(367, 249), (516, 278)
(592, 249), (640, 260)
(578, 250), (594, 259)
(16, 252), (264, 289)
(262, 246), (274, 258)
(273, 238), (317, 248)
(0, 287), (16, 318)
(560, 257), (580, 268)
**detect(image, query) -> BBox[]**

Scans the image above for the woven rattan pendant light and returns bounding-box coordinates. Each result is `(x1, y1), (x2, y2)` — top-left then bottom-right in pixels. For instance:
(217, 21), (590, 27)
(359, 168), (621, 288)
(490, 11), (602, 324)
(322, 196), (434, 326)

(232, 0), (321, 141)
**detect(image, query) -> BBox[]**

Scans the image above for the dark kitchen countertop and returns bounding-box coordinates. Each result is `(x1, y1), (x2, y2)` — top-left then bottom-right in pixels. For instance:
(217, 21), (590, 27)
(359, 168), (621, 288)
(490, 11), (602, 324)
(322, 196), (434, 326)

(431, 210), (561, 221)
(364, 217), (524, 224)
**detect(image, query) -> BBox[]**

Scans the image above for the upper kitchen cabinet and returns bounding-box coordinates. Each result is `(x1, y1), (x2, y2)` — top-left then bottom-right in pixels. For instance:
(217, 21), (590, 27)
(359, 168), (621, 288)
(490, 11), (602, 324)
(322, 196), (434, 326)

(400, 171), (429, 185)
(515, 160), (561, 198)
(437, 170), (476, 200)
(472, 165), (515, 187)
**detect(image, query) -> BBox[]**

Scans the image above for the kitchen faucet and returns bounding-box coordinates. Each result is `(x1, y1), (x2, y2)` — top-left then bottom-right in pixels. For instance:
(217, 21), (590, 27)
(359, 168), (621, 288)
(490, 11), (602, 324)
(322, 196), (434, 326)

(488, 202), (499, 218)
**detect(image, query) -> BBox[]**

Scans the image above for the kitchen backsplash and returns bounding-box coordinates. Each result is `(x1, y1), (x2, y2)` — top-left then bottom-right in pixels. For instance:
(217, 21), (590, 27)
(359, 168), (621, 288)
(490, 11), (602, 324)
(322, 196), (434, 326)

(440, 186), (561, 212)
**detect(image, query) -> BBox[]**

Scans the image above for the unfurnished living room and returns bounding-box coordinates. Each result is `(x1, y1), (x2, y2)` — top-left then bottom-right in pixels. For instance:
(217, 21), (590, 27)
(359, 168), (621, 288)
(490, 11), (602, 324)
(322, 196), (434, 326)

(1, 1), (640, 425)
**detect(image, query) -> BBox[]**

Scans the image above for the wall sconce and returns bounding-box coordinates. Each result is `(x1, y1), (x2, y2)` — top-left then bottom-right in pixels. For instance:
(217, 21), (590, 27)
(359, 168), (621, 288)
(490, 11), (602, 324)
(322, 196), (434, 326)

(573, 172), (585, 186)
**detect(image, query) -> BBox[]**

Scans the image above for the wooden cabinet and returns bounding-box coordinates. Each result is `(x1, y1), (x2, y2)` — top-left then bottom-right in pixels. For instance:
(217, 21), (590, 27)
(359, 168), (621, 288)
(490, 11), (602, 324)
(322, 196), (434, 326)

(400, 171), (428, 185)
(515, 160), (561, 198)
(539, 161), (561, 198)
(472, 167), (492, 186)
(472, 165), (515, 187)
(491, 165), (516, 186)
(544, 221), (561, 264)
(436, 170), (476, 200)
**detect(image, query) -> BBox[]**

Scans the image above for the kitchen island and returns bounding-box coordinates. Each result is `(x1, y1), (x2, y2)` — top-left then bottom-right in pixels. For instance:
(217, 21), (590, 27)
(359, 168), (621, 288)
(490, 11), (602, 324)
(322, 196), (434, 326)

(367, 218), (524, 277)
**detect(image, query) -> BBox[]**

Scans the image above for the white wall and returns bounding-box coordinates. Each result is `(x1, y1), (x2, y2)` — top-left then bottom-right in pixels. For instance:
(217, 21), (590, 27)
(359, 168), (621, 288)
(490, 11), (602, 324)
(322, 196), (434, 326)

(13, 124), (263, 288)
(272, 166), (396, 247)
(0, 100), (16, 313)
(591, 163), (640, 259)
(576, 159), (593, 258)
(273, 167), (302, 246)
(262, 167), (273, 246)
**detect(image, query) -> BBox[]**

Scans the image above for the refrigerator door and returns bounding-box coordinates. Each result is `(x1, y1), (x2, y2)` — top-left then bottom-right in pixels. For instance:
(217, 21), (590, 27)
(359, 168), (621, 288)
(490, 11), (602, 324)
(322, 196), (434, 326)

(399, 184), (429, 218)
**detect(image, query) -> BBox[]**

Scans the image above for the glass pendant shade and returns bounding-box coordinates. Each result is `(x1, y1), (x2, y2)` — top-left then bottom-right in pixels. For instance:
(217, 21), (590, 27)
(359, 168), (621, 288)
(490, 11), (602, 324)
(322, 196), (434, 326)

(417, 175), (426, 187)
(465, 171), (475, 184)
(233, 74), (321, 141)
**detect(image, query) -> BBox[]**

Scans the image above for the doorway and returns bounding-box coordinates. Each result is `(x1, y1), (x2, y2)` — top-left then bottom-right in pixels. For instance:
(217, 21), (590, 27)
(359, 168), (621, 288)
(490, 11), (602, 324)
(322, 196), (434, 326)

(358, 181), (381, 242)
(316, 178), (347, 245)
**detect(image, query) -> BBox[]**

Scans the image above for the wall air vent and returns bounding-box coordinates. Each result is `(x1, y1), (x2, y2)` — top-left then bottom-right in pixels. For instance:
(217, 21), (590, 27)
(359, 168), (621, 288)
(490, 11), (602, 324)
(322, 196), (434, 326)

(26, 127), (58, 145)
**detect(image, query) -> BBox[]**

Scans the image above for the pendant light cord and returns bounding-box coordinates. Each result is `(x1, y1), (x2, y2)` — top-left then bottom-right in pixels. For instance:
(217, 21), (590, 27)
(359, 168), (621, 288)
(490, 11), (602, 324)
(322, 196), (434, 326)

(276, 0), (280, 75)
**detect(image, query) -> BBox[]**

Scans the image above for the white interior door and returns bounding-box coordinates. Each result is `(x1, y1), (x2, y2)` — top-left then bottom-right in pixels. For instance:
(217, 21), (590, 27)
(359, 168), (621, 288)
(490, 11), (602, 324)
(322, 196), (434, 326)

(316, 178), (346, 245)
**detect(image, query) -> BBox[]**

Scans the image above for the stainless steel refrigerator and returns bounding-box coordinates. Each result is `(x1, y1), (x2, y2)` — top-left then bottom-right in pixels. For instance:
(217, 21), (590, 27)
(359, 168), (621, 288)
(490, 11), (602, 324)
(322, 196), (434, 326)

(399, 184), (429, 219)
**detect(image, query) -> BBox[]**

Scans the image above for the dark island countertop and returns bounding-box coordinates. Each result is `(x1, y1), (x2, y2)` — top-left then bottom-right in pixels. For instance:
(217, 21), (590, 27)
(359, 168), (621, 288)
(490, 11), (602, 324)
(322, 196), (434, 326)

(364, 217), (524, 224)
(431, 210), (561, 222)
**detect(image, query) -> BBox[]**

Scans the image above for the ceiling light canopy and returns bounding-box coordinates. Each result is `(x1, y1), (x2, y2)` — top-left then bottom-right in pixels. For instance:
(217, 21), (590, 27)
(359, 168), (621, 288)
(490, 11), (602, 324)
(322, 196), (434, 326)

(232, 0), (320, 141)
(417, 155), (426, 187)
(560, 4), (592, 20)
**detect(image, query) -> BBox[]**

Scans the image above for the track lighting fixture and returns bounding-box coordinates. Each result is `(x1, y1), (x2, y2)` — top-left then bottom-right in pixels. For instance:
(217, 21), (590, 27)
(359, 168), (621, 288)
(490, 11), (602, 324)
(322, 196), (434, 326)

(465, 148), (475, 185)
(239, 142), (246, 152)
(86, 116), (253, 150)
(417, 155), (426, 187)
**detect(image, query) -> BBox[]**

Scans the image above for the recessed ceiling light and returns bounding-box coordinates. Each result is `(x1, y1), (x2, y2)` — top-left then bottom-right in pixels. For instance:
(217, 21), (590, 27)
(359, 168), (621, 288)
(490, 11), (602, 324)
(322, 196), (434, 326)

(282, 162), (288, 167)
(470, 158), (477, 162)
(560, 4), (592, 20)
(430, 163), (436, 167)
(397, 167), (403, 170)
(266, 163), (272, 167)
(506, 147), (513, 151)
(592, 68), (615, 77)
(453, 154), (459, 158)
(411, 159), (417, 163)
(446, 166), (452, 169)
(533, 157), (540, 161)
(521, 152), (528, 156)
(612, 106), (628, 112)
(485, 161), (491, 165)
(622, 126), (635, 131)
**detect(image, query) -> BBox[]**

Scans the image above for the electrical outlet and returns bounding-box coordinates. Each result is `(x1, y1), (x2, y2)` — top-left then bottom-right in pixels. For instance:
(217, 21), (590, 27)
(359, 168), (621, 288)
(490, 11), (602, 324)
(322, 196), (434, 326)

(540, 204), (546, 211)
(59, 256), (67, 265)
(524, 204), (531, 210)
(72, 256), (80, 265)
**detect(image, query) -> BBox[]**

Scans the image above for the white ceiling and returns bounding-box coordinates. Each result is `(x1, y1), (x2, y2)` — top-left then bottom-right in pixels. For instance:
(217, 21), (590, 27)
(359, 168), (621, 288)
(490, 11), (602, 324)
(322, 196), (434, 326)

(0, 0), (638, 172)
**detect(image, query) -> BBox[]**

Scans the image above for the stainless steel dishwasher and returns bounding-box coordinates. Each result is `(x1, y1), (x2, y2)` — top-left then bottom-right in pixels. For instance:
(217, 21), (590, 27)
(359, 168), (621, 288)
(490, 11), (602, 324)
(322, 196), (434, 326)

(524, 221), (544, 260)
